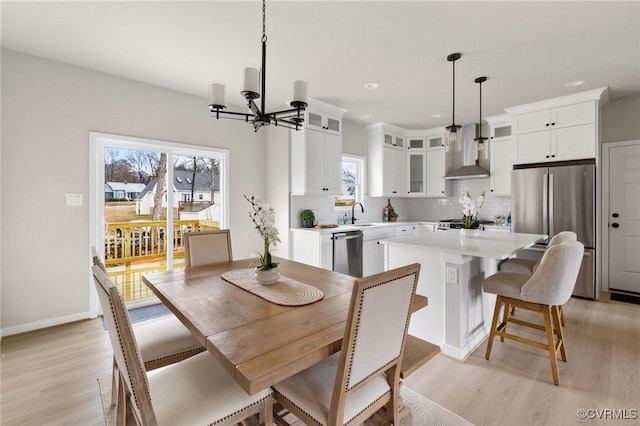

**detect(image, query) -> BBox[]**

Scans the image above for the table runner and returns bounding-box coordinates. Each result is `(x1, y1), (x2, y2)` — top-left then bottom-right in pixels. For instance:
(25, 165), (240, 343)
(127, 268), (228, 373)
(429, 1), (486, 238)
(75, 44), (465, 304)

(221, 269), (324, 306)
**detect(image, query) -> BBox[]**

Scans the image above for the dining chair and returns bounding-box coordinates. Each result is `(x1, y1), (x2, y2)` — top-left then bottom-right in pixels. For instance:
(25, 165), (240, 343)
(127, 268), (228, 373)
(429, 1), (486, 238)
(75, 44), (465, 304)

(272, 263), (421, 426)
(483, 240), (584, 385)
(498, 231), (577, 325)
(92, 265), (274, 426)
(91, 247), (205, 404)
(184, 229), (233, 268)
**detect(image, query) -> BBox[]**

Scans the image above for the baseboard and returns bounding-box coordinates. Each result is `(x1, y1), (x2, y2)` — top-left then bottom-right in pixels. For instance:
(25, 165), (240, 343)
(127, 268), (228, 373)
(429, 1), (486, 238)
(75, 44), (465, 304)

(1, 311), (92, 337)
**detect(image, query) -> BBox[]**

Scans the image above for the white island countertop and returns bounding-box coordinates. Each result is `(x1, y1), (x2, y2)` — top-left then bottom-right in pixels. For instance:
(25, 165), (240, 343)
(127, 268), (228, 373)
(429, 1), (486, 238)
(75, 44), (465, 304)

(380, 230), (546, 260)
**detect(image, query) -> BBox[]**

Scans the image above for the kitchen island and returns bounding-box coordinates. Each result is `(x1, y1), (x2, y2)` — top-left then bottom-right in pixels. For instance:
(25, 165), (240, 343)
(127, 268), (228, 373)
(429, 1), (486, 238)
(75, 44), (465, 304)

(381, 230), (546, 361)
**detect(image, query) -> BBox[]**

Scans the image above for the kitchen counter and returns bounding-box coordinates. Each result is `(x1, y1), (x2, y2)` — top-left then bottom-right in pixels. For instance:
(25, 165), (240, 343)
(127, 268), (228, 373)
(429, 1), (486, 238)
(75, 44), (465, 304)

(382, 230), (546, 361)
(290, 220), (439, 235)
(381, 229), (543, 260)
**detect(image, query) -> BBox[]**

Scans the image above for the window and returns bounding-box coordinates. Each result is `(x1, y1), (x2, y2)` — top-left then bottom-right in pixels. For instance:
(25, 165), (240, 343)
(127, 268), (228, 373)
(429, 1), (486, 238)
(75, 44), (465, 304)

(335, 155), (364, 207)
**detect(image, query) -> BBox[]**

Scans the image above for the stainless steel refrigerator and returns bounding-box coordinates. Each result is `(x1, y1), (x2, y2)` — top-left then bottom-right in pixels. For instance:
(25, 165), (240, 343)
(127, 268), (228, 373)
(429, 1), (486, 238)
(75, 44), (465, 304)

(511, 160), (596, 299)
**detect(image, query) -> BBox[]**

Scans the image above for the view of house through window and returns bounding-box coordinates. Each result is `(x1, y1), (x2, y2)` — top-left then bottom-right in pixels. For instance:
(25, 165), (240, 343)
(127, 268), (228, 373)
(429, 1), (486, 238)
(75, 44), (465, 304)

(94, 134), (227, 307)
(335, 155), (364, 207)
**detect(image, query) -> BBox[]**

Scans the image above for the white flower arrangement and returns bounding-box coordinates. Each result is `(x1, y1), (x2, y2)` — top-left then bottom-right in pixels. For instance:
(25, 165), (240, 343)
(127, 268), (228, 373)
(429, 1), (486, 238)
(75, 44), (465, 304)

(245, 194), (281, 270)
(459, 191), (486, 229)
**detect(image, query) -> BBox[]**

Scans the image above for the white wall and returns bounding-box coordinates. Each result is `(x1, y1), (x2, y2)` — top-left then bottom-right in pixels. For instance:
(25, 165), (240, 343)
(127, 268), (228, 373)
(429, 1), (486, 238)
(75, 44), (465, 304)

(0, 49), (268, 334)
(601, 94), (640, 143)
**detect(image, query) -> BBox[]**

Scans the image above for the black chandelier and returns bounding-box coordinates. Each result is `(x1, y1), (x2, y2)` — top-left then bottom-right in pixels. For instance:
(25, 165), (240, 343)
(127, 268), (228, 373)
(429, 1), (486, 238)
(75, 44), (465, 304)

(208, 0), (308, 132)
(474, 76), (489, 159)
(445, 52), (462, 153)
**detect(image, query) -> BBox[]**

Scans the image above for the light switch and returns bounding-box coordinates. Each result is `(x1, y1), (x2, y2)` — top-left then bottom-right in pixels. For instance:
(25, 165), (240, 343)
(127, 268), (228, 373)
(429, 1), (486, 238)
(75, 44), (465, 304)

(66, 193), (83, 206)
(446, 266), (458, 284)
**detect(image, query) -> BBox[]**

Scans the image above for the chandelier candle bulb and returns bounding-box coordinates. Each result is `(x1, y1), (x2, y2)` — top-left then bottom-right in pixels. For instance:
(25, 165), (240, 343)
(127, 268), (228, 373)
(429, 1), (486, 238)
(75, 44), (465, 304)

(208, 83), (226, 108)
(292, 80), (308, 104)
(243, 66), (260, 95)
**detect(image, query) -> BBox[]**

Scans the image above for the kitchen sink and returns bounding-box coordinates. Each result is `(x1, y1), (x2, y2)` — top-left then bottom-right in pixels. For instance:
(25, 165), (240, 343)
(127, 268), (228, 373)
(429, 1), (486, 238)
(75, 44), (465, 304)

(351, 224), (374, 227)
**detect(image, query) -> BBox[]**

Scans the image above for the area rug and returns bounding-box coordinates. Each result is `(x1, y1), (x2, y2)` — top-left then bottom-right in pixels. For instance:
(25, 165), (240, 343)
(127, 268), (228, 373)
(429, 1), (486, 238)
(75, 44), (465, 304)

(101, 303), (171, 329)
(98, 375), (473, 426)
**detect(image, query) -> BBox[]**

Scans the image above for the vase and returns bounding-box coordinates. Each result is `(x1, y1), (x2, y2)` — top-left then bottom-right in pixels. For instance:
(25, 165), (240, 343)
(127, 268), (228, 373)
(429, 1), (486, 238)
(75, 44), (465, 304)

(255, 266), (280, 285)
(459, 228), (481, 238)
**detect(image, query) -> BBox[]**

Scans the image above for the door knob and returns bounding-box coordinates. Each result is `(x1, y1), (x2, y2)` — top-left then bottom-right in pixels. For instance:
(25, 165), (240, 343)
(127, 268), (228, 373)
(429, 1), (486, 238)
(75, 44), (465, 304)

(612, 223), (620, 228)
(612, 213), (619, 218)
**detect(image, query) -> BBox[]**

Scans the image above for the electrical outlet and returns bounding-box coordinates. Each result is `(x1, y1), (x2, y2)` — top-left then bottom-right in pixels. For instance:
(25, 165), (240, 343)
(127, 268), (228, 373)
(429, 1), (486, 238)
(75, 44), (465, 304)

(446, 266), (458, 284)
(66, 193), (83, 206)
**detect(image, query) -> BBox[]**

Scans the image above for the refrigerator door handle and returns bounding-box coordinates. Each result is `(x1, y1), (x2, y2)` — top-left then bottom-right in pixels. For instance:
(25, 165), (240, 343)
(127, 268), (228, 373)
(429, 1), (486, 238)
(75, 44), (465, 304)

(543, 173), (549, 236)
(548, 173), (554, 237)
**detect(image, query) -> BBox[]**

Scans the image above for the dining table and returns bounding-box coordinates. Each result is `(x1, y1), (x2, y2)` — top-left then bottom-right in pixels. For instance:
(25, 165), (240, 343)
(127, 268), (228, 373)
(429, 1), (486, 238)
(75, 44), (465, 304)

(142, 257), (431, 395)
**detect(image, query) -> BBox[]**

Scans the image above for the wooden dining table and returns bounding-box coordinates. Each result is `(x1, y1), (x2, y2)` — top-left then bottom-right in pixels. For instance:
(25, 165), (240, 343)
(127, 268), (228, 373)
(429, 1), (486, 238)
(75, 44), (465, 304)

(142, 257), (430, 395)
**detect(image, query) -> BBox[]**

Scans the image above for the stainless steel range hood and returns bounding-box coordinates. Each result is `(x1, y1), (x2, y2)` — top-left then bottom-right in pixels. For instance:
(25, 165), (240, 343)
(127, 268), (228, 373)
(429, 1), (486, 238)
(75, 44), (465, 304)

(444, 123), (490, 180)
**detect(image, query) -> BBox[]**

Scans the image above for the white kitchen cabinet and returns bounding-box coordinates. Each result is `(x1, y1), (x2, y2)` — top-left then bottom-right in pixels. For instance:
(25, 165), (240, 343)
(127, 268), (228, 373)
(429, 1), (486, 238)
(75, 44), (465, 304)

(511, 101), (596, 134)
(362, 226), (395, 277)
(515, 123), (595, 164)
(394, 225), (415, 236)
(290, 230), (333, 271)
(367, 123), (407, 196)
(426, 147), (449, 197)
(407, 150), (426, 196)
(407, 137), (426, 150)
(427, 134), (446, 150)
(291, 99), (346, 195)
(486, 114), (513, 196)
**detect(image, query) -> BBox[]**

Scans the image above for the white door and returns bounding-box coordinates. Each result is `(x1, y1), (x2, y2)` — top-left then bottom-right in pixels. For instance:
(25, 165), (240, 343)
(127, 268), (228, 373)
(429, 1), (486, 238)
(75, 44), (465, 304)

(609, 143), (640, 293)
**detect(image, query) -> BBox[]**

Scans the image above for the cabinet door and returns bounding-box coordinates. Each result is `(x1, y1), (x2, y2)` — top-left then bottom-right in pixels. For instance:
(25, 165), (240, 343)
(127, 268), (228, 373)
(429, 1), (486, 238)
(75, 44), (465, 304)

(408, 137), (425, 150)
(304, 130), (327, 194)
(323, 132), (343, 194)
(489, 139), (513, 196)
(324, 113), (342, 136)
(513, 109), (551, 134)
(427, 134), (446, 150)
(394, 135), (405, 149)
(491, 123), (512, 139)
(407, 151), (426, 196)
(307, 111), (324, 132)
(320, 234), (333, 271)
(515, 132), (551, 164)
(552, 101), (595, 129)
(426, 148), (446, 196)
(552, 123), (596, 161)
(392, 147), (406, 195)
(363, 239), (384, 276)
(382, 146), (395, 196)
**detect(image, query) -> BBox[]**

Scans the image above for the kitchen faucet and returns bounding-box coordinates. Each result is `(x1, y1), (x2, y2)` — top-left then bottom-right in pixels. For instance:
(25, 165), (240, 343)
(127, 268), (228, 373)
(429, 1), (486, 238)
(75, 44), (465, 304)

(351, 203), (364, 224)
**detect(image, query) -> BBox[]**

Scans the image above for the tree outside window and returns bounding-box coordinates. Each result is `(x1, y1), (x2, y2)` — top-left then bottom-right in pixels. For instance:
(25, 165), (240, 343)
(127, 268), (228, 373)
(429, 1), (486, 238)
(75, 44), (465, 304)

(335, 155), (364, 207)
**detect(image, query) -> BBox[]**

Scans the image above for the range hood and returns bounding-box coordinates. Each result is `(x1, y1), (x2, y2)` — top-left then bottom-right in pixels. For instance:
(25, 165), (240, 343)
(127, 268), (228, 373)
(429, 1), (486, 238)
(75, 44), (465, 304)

(444, 123), (490, 180)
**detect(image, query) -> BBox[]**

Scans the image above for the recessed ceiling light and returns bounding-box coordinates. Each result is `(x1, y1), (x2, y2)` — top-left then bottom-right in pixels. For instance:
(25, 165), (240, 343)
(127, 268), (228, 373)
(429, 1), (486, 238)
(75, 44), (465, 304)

(359, 114), (371, 120)
(364, 82), (379, 90)
(430, 113), (442, 118)
(565, 80), (585, 87)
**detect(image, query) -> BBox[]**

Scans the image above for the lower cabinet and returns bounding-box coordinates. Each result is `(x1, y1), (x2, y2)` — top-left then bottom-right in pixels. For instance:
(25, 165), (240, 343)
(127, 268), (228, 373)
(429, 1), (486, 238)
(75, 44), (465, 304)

(362, 227), (396, 277)
(290, 230), (333, 271)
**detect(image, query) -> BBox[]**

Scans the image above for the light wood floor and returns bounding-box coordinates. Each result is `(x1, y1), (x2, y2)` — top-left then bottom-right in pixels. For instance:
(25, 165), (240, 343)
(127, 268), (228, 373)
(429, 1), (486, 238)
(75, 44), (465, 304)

(1, 293), (638, 425)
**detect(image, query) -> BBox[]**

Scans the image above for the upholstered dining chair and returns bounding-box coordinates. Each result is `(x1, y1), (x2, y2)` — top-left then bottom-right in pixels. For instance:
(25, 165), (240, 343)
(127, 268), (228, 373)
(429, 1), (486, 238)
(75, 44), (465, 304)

(483, 240), (584, 385)
(499, 231), (577, 325)
(91, 247), (204, 404)
(184, 229), (233, 268)
(92, 265), (274, 426)
(272, 263), (421, 426)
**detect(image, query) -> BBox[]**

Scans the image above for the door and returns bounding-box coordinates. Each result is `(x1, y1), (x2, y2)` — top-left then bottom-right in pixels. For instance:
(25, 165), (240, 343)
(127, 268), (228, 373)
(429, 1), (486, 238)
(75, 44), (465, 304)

(609, 144), (640, 293)
(550, 163), (595, 247)
(512, 167), (547, 235)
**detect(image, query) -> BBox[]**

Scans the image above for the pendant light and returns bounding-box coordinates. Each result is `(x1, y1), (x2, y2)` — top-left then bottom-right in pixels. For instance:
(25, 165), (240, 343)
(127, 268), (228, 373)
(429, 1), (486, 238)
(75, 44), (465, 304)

(474, 76), (489, 160)
(445, 53), (462, 153)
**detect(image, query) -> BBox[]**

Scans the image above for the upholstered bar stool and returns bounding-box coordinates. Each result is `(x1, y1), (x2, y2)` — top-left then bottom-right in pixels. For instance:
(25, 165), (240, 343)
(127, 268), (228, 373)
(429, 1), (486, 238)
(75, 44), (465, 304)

(499, 231), (577, 325)
(483, 240), (584, 385)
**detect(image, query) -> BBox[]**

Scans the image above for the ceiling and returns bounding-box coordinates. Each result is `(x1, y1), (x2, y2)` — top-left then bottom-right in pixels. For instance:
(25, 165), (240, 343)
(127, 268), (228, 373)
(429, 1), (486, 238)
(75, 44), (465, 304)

(2, 1), (639, 130)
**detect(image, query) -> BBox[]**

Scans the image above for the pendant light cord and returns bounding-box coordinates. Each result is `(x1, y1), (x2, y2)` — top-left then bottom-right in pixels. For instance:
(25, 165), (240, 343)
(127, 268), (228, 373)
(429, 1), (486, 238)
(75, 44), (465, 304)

(452, 59), (456, 123)
(262, 0), (267, 43)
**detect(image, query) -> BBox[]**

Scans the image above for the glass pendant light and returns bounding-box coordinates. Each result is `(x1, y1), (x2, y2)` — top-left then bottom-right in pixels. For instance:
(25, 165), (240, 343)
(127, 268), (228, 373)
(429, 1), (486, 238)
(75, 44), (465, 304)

(474, 76), (489, 160)
(445, 53), (462, 153)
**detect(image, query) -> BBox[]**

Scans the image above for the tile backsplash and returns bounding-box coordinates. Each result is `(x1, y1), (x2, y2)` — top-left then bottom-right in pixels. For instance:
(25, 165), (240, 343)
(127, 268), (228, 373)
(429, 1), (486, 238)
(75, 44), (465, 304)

(290, 177), (510, 228)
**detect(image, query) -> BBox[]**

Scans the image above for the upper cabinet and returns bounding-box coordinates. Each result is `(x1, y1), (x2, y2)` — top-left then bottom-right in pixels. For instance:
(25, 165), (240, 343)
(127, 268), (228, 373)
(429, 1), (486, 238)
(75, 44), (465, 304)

(367, 123), (407, 196)
(505, 88), (608, 165)
(406, 137), (426, 196)
(486, 114), (513, 196)
(291, 99), (347, 195)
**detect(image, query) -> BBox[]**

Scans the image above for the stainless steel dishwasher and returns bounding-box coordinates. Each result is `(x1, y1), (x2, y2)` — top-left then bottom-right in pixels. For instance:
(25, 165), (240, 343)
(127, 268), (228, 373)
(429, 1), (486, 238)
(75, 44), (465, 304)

(332, 230), (363, 278)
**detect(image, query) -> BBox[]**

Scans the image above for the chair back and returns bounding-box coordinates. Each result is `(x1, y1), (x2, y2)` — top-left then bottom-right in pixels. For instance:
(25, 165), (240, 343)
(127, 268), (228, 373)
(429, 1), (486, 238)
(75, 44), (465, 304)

(330, 263), (420, 420)
(91, 265), (157, 424)
(548, 231), (577, 246)
(91, 246), (107, 272)
(521, 241), (584, 305)
(184, 230), (233, 268)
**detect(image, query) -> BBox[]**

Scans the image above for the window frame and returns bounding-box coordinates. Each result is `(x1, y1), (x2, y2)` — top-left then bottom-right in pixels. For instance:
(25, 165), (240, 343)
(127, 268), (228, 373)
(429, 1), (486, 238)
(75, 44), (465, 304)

(335, 154), (365, 209)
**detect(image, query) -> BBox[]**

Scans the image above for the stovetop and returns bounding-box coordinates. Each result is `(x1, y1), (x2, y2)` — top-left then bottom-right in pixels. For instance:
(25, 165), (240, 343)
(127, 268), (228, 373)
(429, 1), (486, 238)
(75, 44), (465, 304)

(437, 219), (495, 230)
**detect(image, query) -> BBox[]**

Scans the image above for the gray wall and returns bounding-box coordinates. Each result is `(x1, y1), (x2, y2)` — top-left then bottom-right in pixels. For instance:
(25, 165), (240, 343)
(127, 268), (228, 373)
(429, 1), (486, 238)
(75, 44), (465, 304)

(1, 49), (270, 334)
(601, 94), (640, 143)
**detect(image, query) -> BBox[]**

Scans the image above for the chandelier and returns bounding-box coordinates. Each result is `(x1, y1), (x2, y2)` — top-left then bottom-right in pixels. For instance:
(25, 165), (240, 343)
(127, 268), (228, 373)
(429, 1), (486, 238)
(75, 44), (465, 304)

(208, 0), (308, 132)
(445, 53), (462, 153)
(474, 76), (489, 159)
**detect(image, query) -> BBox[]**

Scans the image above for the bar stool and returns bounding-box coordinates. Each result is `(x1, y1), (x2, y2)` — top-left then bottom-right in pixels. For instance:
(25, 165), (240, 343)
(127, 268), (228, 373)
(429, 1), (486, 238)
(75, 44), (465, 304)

(499, 231), (577, 325)
(483, 240), (584, 385)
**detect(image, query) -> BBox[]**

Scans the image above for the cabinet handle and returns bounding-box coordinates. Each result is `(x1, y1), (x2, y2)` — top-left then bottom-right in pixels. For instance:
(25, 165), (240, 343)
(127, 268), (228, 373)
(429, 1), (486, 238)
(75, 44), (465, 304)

(546, 155), (550, 158)
(546, 123), (550, 127)
(551, 155), (556, 158)
(490, 189), (494, 192)
(441, 191), (445, 194)
(551, 122), (556, 126)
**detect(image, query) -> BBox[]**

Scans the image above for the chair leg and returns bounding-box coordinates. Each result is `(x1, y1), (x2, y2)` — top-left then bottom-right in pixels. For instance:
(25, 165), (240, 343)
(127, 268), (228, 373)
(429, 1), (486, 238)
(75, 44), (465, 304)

(259, 397), (274, 426)
(501, 301), (511, 342)
(543, 306), (560, 385)
(111, 357), (119, 406)
(559, 305), (565, 327)
(486, 296), (503, 360)
(552, 305), (567, 362)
